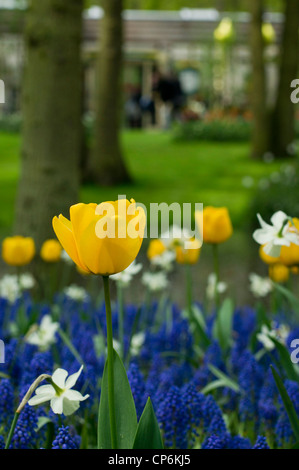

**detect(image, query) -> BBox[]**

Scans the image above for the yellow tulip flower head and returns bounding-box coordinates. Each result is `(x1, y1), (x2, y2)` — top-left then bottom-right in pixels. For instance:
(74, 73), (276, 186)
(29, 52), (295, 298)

(196, 206), (233, 245)
(52, 200), (146, 276)
(175, 238), (201, 265)
(40, 239), (62, 263)
(2, 236), (35, 266)
(269, 263), (290, 284)
(279, 218), (299, 267)
(147, 239), (166, 260)
(214, 18), (235, 43)
(262, 23), (276, 45)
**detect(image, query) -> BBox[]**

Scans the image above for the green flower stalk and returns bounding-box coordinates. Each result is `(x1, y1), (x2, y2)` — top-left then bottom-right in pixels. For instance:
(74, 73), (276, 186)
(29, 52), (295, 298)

(102, 275), (118, 449)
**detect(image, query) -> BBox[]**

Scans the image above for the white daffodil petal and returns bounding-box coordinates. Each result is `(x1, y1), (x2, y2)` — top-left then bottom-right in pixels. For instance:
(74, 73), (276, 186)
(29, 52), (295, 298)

(35, 384), (56, 396)
(256, 214), (272, 230)
(51, 368), (68, 389)
(28, 393), (54, 406)
(50, 396), (64, 415)
(271, 211), (288, 229)
(64, 389), (89, 402)
(65, 365), (83, 390)
(263, 242), (281, 258)
(62, 398), (80, 416)
(252, 228), (274, 245)
(273, 238), (290, 247)
(287, 232), (299, 245)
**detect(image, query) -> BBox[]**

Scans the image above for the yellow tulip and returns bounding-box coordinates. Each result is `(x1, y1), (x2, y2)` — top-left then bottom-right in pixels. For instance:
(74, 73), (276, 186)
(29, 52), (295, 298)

(52, 200), (146, 276)
(262, 23), (276, 45)
(214, 18), (234, 43)
(175, 239), (201, 265)
(269, 263), (290, 284)
(196, 206), (233, 244)
(279, 218), (299, 267)
(40, 239), (62, 263)
(147, 239), (166, 260)
(259, 245), (280, 265)
(2, 236), (35, 266)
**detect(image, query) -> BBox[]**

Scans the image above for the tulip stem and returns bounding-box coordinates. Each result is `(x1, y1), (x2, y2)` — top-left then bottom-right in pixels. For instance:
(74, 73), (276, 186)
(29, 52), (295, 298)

(185, 264), (193, 320)
(212, 244), (220, 309)
(5, 412), (19, 449)
(102, 275), (118, 450)
(117, 284), (125, 360)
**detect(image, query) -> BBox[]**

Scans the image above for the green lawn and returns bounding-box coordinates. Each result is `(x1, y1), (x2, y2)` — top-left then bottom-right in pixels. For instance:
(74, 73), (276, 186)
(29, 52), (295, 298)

(82, 130), (284, 228)
(0, 129), (287, 238)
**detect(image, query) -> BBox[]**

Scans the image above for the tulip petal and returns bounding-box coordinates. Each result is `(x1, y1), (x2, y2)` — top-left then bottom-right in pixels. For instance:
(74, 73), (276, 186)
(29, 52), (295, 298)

(52, 215), (89, 273)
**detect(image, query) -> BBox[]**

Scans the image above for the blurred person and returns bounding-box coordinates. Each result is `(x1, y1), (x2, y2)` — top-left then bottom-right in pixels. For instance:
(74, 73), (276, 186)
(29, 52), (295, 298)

(153, 68), (185, 129)
(124, 85), (142, 128)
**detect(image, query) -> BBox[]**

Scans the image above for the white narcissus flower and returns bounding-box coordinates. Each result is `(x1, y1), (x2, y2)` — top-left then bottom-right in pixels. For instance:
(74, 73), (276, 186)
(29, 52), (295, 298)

(130, 332), (145, 356)
(257, 323), (290, 351)
(257, 325), (276, 351)
(142, 271), (168, 292)
(110, 260), (142, 287)
(28, 366), (89, 416)
(25, 315), (59, 351)
(64, 284), (88, 302)
(206, 273), (227, 300)
(150, 250), (176, 272)
(0, 274), (21, 304)
(19, 273), (36, 290)
(160, 225), (193, 249)
(253, 211), (299, 257)
(249, 273), (272, 298)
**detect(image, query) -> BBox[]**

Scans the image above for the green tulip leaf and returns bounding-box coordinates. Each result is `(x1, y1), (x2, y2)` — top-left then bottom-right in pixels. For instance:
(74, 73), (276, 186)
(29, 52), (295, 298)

(271, 282), (299, 315)
(133, 397), (164, 449)
(213, 297), (234, 352)
(98, 348), (137, 449)
(208, 364), (240, 393)
(270, 337), (299, 383)
(271, 365), (299, 442)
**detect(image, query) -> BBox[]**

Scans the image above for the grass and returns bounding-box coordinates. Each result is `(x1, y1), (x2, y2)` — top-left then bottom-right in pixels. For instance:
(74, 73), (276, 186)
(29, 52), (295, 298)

(82, 130), (284, 228)
(0, 129), (288, 239)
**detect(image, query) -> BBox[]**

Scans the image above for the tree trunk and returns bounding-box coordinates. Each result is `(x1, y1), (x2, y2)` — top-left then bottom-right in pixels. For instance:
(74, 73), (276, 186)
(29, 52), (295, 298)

(89, 0), (131, 186)
(248, 0), (269, 159)
(14, 0), (83, 248)
(270, 0), (299, 158)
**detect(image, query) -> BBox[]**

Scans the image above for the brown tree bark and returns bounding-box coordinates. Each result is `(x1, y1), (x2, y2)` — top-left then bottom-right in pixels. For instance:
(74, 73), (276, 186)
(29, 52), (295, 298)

(14, 0), (84, 248)
(89, 0), (131, 186)
(270, 0), (299, 158)
(248, 0), (269, 159)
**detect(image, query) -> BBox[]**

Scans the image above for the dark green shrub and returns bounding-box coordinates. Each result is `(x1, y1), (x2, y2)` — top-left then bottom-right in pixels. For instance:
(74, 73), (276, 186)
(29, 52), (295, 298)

(172, 118), (252, 142)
